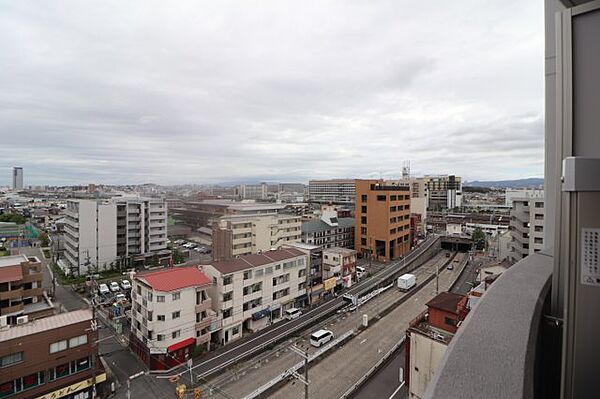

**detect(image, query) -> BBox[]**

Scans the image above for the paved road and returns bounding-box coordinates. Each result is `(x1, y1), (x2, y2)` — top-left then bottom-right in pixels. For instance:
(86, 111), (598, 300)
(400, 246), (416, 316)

(451, 256), (482, 295)
(20, 246), (84, 311)
(203, 252), (450, 398)
(167, 235), (441, 381)
(270, 254), (464, 399)
(351, 345), (407, 399)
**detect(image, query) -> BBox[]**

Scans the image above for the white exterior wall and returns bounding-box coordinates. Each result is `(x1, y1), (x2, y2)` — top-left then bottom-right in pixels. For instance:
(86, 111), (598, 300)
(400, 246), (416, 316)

(63, 200), (116, 274)
(131, 282), (197, 351)
(508, 192), (544, 262)
(203, 254), (308, 344)
(222, 214), (302, 257)
(409, 332), (449, 399)
(115, 197), (168, 256)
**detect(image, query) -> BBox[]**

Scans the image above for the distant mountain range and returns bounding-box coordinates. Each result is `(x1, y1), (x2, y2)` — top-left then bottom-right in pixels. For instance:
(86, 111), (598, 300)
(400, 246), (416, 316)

(464, 178), (544, 189)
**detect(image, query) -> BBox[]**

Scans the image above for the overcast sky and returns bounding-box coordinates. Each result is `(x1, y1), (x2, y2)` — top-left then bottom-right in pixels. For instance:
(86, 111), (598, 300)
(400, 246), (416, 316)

(0, 0), (544, 186)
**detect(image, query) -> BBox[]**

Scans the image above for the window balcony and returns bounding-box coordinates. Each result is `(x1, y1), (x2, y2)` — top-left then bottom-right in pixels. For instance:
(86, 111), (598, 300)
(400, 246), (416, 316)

(425, 251), (553, 399)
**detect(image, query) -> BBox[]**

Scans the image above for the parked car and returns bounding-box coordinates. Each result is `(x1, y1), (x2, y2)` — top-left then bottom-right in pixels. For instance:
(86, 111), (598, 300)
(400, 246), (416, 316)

(98, 283), (110, 296)
(121, 279), (131, 290)
(110, 281), (121, 292)
(285, 308), (302, 320)
(115, 293), (127, 303)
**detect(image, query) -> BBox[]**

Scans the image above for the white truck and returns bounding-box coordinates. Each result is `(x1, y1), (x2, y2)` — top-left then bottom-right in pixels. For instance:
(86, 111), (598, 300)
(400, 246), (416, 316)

(397, 273), (416, 291)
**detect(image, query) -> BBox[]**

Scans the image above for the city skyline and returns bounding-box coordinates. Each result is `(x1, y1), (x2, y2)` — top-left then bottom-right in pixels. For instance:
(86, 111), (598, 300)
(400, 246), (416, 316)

(1, 1), (543, 185)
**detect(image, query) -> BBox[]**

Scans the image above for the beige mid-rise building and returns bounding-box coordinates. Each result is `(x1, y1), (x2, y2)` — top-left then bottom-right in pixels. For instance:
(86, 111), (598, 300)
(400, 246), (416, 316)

(212, 213), (302, 260)
(202, 248), (309, 345)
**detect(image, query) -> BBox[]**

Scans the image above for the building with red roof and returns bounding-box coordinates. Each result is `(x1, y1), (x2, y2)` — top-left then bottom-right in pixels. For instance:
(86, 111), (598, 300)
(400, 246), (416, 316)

(129, 266), (218, 370)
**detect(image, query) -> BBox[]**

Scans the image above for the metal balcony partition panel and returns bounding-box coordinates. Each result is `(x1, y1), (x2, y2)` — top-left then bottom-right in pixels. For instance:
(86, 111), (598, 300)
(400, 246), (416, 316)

(425, 252), (553, 399)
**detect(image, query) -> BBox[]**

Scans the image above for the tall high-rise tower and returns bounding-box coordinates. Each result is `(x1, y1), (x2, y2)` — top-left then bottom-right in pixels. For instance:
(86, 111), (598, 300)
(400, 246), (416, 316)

(12, 167), (23, 190)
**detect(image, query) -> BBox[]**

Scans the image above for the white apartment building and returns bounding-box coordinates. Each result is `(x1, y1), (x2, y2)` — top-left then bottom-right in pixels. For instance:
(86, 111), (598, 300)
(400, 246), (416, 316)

(212, 213), (302, 260)
(62, 197), (168, 274)
(202, 248), (309, 345)
(130, 267), (217, 371)
(114, 197), (169, 264)
(308, 179), (356, 204)
(63, 199), (117, 275)
(504, 188), (540, 207)
(240, 183), (268, 200)
(508, 191), (545, 263)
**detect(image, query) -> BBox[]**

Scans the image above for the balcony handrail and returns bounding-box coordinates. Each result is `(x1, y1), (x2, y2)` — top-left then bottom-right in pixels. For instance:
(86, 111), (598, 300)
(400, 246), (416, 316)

(425, 251), (553, 399)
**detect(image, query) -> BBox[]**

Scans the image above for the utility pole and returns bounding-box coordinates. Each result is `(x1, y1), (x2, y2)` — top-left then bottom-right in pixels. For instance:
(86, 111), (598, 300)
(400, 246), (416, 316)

(436, 261), (439, 295)
(90, 275), (98, 399)
(290, 345), (310, 399)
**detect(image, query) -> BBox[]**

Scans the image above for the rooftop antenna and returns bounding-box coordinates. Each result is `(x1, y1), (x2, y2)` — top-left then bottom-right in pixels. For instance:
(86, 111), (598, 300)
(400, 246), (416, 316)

(402, 161), (411, 179)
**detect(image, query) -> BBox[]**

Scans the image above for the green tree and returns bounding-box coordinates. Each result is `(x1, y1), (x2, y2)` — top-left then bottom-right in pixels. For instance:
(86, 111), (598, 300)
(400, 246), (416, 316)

(40, 232), (49, 247)
(472, 227), (486, 250)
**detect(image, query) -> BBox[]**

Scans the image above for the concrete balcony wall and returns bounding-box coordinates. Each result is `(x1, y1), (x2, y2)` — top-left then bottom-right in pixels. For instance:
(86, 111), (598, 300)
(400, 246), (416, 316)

(0, 287), (23, 301)
(425, 251), (553, 399)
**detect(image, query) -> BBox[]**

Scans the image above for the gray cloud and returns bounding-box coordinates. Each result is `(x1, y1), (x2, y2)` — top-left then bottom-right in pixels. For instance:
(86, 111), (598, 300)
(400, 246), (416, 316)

(0, 0), (544, 186)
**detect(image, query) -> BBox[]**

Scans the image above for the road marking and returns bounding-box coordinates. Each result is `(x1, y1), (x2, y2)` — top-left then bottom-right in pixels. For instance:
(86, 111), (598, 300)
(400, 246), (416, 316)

(389, 381), (406, 399)
(360, 339), (367, 344)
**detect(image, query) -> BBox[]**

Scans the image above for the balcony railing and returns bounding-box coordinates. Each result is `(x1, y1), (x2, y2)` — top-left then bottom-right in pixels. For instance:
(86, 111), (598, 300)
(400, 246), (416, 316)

(425, 251), (553, 399)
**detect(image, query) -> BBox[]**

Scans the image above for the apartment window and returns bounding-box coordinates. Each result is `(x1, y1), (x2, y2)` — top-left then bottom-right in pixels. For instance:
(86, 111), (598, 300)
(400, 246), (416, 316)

(223, 291), (233, 301)
(390, 206), (397, 212)
(172, 311), (181, 319)
(298, 269), (306, 278)
(223, 275), (233, 285)
(223, 308), (233, 318)
(390, 228), (396, 234)
(137, 286), (142, 295)
(68, 334), (88, 348)
(361, 194), (367, 202)
(535, 202), (544, 208)
(390, 195), (397, 201)
(534, 226), (544, 232)
(377, 195), (386, 201)
(265, 266), (273, 275)
(157, 295), (165, 303)
(361, 238), (367, 245)
(534, 214), (544, 220)
(0, 352), (23, 368)
(157, 314), (165, 321)
(255, 269), (264, 277)
(147, 292), (153, 301)
(243, 270), (252, 280)
(232, 326), (240, 335)
(172, 292), (181, 301)
(157, 334), (165, 342)
(361, 227), (367, 235)
(405, 195), (410, 200)
(361, 216), (367, 224)
(50, 340), (68, 354)
(534, 237), (544, 244)
(172, 330), (181, 339)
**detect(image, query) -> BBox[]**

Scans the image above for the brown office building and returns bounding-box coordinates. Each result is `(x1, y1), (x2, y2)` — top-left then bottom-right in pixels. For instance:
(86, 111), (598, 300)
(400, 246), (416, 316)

(0, 309), (105, 399)
(0, 254), (53, 325)
(355, 180), (411, 262)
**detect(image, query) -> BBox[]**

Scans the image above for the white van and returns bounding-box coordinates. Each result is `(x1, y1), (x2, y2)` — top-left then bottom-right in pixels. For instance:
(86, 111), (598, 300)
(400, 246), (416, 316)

(310, 329), (334, 347)
(285, 308), (302, 320)
(356, 266), (366, 279)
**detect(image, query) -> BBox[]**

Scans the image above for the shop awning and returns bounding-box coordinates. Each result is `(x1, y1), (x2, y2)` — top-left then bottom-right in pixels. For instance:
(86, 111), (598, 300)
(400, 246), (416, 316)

(168, 337), (196, 352)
